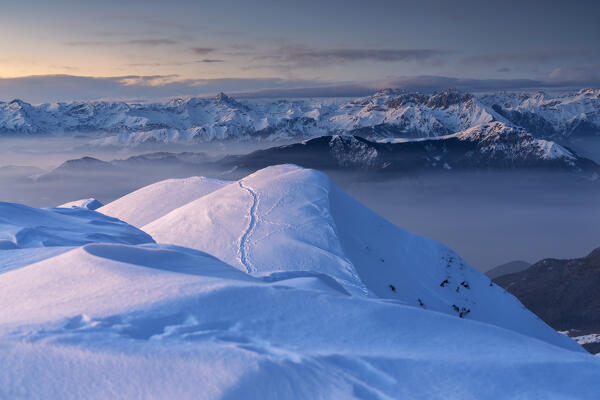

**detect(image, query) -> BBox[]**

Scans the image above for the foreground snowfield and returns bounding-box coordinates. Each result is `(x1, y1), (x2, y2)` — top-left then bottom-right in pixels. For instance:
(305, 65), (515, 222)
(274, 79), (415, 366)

(142, 165), (578, 350)
(98, 176), (230, 227)
(0, 202), (152, 250)
(1, 165), (599, 399)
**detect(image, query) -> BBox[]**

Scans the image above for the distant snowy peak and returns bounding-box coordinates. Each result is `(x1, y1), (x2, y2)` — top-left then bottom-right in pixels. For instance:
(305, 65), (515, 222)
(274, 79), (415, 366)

(40, 123), (597, 184)
(480, 89), (600, 137)
(368, 88), (474, 109)
(222, 124), (597, 175)
(453, 122), (578, 161)
(0, 89), (598, 144)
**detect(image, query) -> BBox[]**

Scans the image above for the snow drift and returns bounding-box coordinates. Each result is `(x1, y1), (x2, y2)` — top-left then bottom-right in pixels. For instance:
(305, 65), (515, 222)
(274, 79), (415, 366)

(59, 198), (104, 210)
(99, 176), (230, 227)
(141, 165), (578, 350)
(2, 165), (599, 399)
(1, 242), (599, 399)
(0, 201), (152, 249)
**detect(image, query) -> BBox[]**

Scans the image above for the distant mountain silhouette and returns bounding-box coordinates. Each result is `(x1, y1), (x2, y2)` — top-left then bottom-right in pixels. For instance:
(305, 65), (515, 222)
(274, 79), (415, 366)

(494, 247), (600, 353)
(485, 260), (531, 279)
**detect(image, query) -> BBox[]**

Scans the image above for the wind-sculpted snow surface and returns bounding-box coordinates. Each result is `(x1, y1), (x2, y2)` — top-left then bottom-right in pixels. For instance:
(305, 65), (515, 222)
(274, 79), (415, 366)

(59, 198), (104, 210)
(143, 165), (579, 350)
(0, 201), (153, 274)
(2, 166), (600, 399)
(98, 176), (231, 227)
(144, 165), (370, 295)
(0, 201), (153, 250)
(1, 242), (599, 399)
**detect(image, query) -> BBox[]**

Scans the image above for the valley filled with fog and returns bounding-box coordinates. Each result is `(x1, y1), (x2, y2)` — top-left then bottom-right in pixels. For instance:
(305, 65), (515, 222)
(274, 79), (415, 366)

(1, 136), (598, 273)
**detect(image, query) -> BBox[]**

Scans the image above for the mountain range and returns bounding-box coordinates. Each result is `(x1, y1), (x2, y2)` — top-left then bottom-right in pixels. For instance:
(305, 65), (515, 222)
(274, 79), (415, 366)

(36, 123), (600, 183)
(220, 126), (598, 176)
(1, 88), (598, 147)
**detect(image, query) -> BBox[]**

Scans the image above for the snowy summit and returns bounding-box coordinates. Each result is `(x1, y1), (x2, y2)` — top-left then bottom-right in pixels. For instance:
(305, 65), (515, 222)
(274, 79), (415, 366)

(1, 165), (599, 399)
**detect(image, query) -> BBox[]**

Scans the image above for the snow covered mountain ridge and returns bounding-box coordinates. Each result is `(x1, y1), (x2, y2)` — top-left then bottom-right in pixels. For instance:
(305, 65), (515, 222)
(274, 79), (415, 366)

(1, 88), (598, 145)
(2, 165), (600, 398)
(213, 123), (598, 176)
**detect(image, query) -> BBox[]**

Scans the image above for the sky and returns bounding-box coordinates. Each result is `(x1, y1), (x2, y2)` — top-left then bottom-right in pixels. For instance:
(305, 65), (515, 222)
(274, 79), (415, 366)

(1, 0), (599, 102)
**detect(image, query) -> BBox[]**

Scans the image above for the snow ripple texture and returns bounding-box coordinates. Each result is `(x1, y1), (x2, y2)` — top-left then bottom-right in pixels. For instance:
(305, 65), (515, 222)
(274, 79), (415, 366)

(3, 165), (597, 398)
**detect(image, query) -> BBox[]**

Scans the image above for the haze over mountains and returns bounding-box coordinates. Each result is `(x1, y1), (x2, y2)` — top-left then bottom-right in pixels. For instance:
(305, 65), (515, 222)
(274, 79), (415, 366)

(485, 260), (531, 280)
(4, 88), (599, 181)
(218, 129), (597, 176)
(37, 134), (598, 186)
(2, 120), (597, 273)
(0, 90), (600, 292)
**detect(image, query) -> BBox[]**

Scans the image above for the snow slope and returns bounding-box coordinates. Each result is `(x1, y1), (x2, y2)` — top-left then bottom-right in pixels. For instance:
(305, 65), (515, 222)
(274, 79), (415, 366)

(0, 201), (152, 250)
(98, 176), (231, 227)
(1, 242), (599, 399)
(2, 166), (600, 398)
(59, 198), (104, 210)
(0, 201), (153, 274)
(143, 165), (578, 351)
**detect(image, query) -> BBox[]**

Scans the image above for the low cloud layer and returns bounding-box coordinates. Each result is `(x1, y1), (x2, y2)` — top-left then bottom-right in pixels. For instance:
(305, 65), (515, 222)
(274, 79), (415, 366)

(0, 75), (326, 103)
(127, 39), (179, 46)
(0, 73), (598, 104)
(66, 38), (182, 47)
(461, 49), (595, 66)
(192, 47), (217, 55)
(544, 65), (600, 84)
